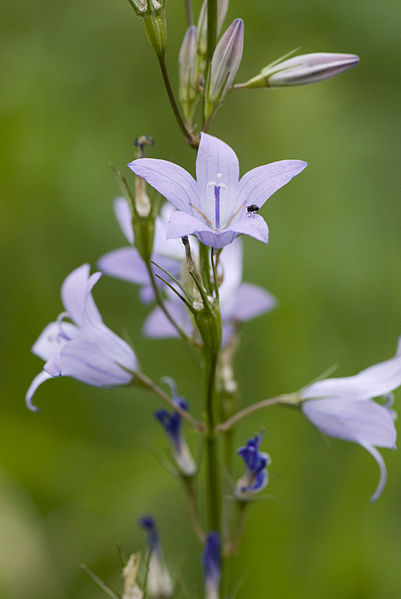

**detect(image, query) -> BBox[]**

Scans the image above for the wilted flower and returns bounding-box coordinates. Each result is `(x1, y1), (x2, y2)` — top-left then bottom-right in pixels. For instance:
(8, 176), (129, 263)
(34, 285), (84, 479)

(203, 532), (221, 599)
(205, 19), (244, 119)
(26, 264), (137, 411)
(235, 431), (270, 500)
(238, 52), (360, 88)
(300, 338), (401, 501)
(122, 553), (143, 599)
(127, 0), (167, 58)
(154, 377), (197, 476)
(139, 516), (173, 598)
(129, 133), (307, 248)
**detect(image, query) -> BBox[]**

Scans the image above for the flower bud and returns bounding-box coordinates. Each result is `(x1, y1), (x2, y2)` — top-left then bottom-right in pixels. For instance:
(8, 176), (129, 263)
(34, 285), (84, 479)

(205, 19), (244, 119)
(197, 0), (229, 58)
(239, 52), (360, 88)
(128, 0), (167, 58)
(179, 26), (199, 124)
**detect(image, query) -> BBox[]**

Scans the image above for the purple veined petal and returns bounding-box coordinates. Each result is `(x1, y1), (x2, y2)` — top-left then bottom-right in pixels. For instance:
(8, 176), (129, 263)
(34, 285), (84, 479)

(61, 264), (103, 328)
(302, 398), (397, 448)
(44, 353), (62, 377)
(26, 370), (53, 412)
(237, 160), (308, 210)
(301, 338), (401, 401)
(227, 213), (269, 243)
(31, 321), (77, 361)
(98, 247), (150, 285)
(358, 441), (388, 503)
(128, 158), (198, 212)
(195, 133), (240, 216)
(114, 197), (134, 244)
(166, 210), (212, 240)
(223, 283), (277, 322)
(59, 334), (136, 387)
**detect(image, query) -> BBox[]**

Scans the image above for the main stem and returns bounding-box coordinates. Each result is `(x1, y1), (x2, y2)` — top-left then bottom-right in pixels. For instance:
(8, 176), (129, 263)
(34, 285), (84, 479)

(204, 351), (222, 534)
(207, 0), (218, 67)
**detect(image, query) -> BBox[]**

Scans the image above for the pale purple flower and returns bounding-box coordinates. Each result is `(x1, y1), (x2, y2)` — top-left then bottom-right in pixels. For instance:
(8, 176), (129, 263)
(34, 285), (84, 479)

(143, 238), (276, 342)
(128, 133), (307, 249)
(26, 264), (137, 411)
(203, 532), (221, 599)
(98, 198), (185, 303)
(301, 338), (401, 501)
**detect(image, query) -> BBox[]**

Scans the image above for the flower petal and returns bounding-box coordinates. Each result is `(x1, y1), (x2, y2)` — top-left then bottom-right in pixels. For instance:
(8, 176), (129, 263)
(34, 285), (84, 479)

(114, 197), (134, 244)
(302, 398), (396, 448)
(98, 247), (150, 285)
(223, 283), (277, 322)
(143, 301), (191, 338)
(358, 441), (388, 503)
(26, 370), (53, 412)
(238, 160), (308, 209)
(166, 210), (212, 239)
(302, 338), (401, 401)
(128, 158), (198, 211)
(228, 214), (269, 243)
(196, 132), (239, 201)
(31, 321), (77, 361)
(61, 264), (102, 327)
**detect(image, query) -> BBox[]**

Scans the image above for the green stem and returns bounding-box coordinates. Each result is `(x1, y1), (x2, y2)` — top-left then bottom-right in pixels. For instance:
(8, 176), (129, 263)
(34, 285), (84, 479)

(184, 0), (193, 26)
(157, 55), (198, 148)
(199, 243), (212, 295)
(206, 0), (218, 67)
(204, 351), (222, 533)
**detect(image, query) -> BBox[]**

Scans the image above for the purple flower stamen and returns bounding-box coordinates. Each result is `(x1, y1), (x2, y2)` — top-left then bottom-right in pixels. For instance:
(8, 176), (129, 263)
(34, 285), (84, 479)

(214, 185), (221, 230)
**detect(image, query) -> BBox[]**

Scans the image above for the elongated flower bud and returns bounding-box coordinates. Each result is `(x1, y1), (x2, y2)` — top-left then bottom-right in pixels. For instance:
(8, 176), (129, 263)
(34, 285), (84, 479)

(205, 18), (244, 119)
(179, 26), (199, 124)
(139, 517), (174, 598)
(235, 432), (270, 501)
(203, 533), (221, 599)
(238, 52), (360, 89)
(197, 0), (229, 58)
(122, 553), (143, 599)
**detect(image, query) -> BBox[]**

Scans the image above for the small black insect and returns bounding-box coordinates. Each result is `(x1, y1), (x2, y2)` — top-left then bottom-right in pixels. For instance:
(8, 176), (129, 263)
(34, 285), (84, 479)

(247, 204), (260, 214)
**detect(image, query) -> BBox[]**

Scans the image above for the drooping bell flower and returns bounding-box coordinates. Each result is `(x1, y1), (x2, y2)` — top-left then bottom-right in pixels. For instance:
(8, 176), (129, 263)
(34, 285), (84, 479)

(235, 431), (270, 500)
(129, 133), (307, 249)
(300, 338), (401, 501)
(26, 264), (137, 411)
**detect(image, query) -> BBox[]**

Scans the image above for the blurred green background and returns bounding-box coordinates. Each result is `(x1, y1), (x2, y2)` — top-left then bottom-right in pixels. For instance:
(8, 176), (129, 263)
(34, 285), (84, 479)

(1, 0), (400, 597)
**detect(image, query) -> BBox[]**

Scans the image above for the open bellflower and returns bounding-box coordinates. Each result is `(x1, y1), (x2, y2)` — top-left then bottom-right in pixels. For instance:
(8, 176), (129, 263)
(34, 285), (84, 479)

(154, 378), (196, 476)
(300, 338), (401, 501)
(239, 52), (360, 88)
(26, 264), (137, 411)
(235, 431), (270, 500)
(129, 133), (307, 249)
(203, 532), (221, 599)
(139, 516), (173, 598)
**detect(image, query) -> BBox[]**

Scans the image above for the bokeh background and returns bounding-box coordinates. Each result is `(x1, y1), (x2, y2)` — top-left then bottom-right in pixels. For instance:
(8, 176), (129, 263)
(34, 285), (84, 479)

(1, 0), (400, 597)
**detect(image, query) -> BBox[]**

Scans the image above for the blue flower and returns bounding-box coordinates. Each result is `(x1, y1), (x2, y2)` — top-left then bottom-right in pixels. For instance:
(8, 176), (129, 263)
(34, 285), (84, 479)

(154, 378), (196, 476)
(235, 432), (270, 500)
(203, 532), (221, 599)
